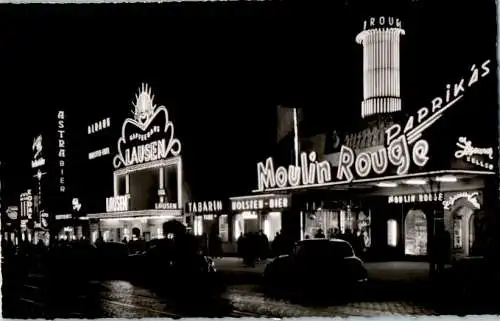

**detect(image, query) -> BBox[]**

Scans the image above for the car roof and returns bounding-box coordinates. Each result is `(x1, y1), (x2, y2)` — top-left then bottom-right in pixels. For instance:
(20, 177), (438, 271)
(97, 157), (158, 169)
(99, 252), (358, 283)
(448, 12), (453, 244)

(299, 238), (349, 244)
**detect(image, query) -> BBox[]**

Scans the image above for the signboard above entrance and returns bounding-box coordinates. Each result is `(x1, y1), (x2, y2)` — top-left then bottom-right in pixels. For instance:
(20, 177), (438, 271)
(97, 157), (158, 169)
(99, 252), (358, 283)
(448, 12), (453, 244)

(113, 83), (182, 169)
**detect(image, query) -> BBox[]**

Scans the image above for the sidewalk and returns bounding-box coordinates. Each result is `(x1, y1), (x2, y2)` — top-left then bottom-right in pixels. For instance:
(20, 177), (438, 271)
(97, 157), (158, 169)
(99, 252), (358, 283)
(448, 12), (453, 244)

(214, 257), (430, 283)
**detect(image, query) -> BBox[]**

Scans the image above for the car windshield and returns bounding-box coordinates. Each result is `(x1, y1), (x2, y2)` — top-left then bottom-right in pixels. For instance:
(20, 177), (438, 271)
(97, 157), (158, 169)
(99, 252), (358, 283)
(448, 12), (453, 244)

(296, 240), (354, 259)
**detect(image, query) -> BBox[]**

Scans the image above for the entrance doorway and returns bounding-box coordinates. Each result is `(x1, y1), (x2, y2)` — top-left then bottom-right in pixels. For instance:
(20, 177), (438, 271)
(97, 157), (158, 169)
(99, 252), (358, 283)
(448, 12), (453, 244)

(452, 206), (476, 257)
(404, 210), (428, 256)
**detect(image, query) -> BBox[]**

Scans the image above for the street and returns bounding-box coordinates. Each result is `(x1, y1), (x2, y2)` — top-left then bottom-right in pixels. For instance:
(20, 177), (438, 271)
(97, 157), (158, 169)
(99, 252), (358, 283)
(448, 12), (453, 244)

(3, 274), (438, 318)
(4, 257), (500, 318)
(3, 258), (443, 318)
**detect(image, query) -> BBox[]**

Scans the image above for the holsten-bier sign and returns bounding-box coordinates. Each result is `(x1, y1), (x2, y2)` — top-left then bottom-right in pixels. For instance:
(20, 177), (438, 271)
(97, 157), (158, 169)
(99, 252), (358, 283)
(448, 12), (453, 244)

(113, 83), (181, 169)
(256, 59), (491, 192)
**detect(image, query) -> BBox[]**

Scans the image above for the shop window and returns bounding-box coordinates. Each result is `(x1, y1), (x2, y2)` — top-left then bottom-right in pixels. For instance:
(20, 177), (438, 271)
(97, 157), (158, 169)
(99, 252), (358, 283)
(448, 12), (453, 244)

(387, 219), (398, 247)
(404, 210), (428, 256)
(469, 214), (476, 252)
(453, 218), (463, 249)
(194, 216), (203, 236)
(264, 212), (282, 241)
(304, 210), (340, 239)
(218, 215), (229, 242)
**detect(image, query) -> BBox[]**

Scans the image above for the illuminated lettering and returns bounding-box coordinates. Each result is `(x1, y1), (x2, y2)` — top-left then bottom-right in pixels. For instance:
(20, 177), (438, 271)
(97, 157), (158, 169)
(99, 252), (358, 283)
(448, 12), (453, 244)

(443, 192), (481, 210)
(257, 152), (332, 191)
(113, 83), (181, 169)
(58, 111), (66, 193)
(187, 200), (223, 213)
(155, 202), (178, 210)
(388, 193), (443, 204)
(106, 195), (130, 212)
(455, 137), (493, 160)
(400, 59), (491, 146)
(363, 16), (402, 30)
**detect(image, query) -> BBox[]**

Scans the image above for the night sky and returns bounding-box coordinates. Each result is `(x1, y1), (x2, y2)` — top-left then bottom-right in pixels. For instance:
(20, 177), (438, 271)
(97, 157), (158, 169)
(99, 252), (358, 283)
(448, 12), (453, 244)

(0, 0), (496, 208)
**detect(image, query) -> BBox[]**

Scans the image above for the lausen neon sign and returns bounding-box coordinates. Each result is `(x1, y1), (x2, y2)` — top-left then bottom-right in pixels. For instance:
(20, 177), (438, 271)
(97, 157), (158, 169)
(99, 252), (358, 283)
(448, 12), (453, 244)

(256, 59), (491, 191)
(113, 83), (181, 169)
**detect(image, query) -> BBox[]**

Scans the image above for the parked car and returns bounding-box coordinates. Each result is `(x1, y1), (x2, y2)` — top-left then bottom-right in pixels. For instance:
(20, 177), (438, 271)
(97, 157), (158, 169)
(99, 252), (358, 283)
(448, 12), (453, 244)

(263, 238), (368, 296)
(128, 238), (219, 295)
(95, 241), (130, 279)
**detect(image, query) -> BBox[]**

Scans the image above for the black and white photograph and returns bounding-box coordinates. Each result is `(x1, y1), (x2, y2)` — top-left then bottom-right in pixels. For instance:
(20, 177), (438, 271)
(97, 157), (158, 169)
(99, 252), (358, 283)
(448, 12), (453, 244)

(1, 0), (499, 318)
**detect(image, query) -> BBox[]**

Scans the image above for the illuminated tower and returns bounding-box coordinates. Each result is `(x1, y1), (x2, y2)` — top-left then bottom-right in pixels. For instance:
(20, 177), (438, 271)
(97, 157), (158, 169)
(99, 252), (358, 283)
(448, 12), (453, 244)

(356, 16), (405, 118)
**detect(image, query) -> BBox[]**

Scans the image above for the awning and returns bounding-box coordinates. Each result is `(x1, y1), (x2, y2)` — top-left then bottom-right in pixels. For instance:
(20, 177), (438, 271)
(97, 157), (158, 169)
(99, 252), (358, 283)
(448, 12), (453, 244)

(88, 209), (183, 219)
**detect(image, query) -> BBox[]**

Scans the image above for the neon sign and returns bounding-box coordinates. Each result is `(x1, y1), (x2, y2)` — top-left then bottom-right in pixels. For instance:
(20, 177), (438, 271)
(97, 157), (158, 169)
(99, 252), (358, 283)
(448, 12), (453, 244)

(257, 152), (332, 190)
(388, 193), (444, 204)
(31, 135), (45, 168)
(231, 196), (290, 211)
(187, 200), (224, 214)
(386, 59), (491, 146)
(20, 190), (33, 219)
(88, 147), (110, 160)
(454, 137), (494, 170)
(255, 59), (492, 192)
(113, 83), (181, 169)
(155, 202), (179, 210)
(88, 117), (110, 135)
(363, 16), (402, 30)
(6, 206), (18, 220)
(106, 195), (130, 212)
(57, 111), (66, 193)
(443, 192), (481, 210)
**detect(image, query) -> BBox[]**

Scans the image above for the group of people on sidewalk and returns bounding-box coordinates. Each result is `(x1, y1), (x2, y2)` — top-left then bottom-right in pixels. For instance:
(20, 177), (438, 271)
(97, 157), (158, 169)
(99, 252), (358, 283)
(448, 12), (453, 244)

(236, 230), (298, 267)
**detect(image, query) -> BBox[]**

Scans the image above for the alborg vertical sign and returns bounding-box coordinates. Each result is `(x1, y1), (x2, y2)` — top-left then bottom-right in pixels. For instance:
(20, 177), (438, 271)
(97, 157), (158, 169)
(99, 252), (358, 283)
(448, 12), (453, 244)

(256, 59), (492, 192)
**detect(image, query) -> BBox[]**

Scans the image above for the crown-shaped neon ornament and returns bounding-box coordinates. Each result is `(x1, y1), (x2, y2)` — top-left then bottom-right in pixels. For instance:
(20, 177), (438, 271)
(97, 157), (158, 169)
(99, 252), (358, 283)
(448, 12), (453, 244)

(131, 83), (157, 124)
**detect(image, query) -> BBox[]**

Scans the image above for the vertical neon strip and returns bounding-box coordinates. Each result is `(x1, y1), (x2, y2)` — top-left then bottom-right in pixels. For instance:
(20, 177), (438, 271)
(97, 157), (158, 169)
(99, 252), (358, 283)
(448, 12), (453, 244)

(125, 174), (130, 194)
(177, 157), (183, 208)
(113, 174), (118, 197)
(497, 0), (500, 200)
(300, 211), (304, 240)
(293, 108), (299, 166)
(159, 167), (165, 203)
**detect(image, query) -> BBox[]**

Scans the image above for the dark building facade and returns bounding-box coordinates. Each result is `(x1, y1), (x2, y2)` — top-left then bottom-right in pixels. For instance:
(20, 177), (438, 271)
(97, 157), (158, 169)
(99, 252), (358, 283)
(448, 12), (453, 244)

(229, 1), (498, 262)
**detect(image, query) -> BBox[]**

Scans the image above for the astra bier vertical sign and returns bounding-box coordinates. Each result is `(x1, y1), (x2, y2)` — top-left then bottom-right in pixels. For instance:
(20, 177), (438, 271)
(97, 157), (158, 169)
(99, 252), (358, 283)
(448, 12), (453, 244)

(58, 111), (66, 193)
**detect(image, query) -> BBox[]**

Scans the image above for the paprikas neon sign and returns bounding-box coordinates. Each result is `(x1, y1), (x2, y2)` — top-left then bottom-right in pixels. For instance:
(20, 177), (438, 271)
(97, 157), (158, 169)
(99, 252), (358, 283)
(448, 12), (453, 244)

(256, 59), (492, 192)
(113, 83), (181, 169)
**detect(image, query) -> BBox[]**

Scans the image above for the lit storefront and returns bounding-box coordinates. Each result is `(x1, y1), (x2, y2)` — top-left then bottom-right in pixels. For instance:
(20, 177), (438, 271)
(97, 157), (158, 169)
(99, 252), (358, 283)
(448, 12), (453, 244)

(88, 84), (187, 243)
(227, 194), (290, 251)
(240, 16), (497, 261)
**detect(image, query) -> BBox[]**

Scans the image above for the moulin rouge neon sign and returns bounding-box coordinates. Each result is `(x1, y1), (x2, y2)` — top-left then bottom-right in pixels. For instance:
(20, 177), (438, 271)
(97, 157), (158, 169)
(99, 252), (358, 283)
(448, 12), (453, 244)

(113, 83), (181, 169)
(256, 59), (491, 191)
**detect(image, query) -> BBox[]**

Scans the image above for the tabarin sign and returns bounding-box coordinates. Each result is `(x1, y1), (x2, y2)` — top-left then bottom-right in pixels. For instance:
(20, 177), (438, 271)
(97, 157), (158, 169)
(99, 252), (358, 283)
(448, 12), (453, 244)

(187, 200), (224, 214)
(106, 195), (130, 212)
(113, 83), (181, 169)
